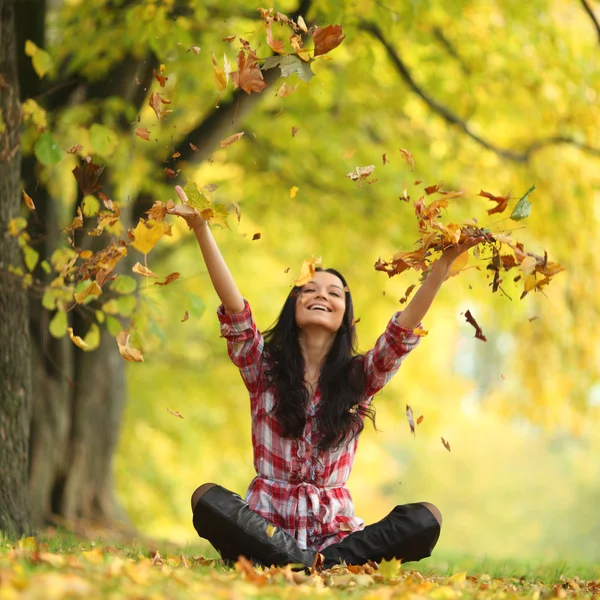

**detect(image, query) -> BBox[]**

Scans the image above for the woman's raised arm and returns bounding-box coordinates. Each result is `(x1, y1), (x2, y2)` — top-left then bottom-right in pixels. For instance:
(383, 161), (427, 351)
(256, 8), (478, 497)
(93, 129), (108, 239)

(168, 185), (245, 314)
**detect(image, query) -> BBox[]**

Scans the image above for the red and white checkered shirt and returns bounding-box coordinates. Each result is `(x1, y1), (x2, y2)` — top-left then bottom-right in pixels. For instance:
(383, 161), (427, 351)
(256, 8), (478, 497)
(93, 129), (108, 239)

(217, 300), (421, 551)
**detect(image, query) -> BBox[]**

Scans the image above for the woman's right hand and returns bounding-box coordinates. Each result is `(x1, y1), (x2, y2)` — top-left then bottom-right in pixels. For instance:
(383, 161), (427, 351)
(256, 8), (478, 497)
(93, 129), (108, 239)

(167, 185), (207, 230)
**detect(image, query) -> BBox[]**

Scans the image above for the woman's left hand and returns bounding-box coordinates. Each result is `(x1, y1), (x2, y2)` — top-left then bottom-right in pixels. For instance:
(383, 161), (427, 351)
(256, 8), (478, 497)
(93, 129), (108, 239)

(441, 235), (485, 264)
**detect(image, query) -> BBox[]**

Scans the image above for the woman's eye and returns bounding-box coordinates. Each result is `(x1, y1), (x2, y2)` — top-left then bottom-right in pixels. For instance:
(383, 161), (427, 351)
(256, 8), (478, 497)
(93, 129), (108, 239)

(330, 292), (340, 297)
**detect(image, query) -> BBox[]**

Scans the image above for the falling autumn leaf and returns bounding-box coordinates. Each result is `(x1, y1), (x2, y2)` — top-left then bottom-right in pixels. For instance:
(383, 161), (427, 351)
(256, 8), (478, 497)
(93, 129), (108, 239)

(167, 408), (184, 418)
(295, 256), (321, 286)
(277, 82), (298, 97)
(67, 143), (83, 154)
(73, 281), (102, 304)
(188, 45), (201, 55)
(231, 48), (268, 94)
(132, 261), (158, 278)
(152, 67), (168, 87)
(290, 186), (299, 198)
(406, 404), (416, 435)
(297, 15), (308, 33)
(73, 157), (104, 196)
(399, 148), (415, 171)
(181, 310), (189, 322)
(424, 182), (444, 195)
(441, 437), (451, 452)
(145, 199), (175, 222)
(22, 190), (35, 211)
(154, 272), (180, 286)
(479, 189), (509, 215)
(265, 20), (285, 54)
(417, 415), (424, 425)
(211, 51), (227, 91)
(164, 167), (179, 178)
(148, 91), (171, 120)
(312, 24), (345, 56)
(291, 126), (298, 137)
(382, 153), (388, 165)
(252, 233), (261, 241)
(347, 165), (375, 182)
(67, 327), (88, 350)
(222, 35), (236, 43)
(135, 128), (151, 141)
(464, 309), (487, 341)
(129, 219), (171, 255)
(399, 284), (416, 304)
(189, 142), (199, 151)
(220, 132), (245, 148)
(116, 330), (144, 362)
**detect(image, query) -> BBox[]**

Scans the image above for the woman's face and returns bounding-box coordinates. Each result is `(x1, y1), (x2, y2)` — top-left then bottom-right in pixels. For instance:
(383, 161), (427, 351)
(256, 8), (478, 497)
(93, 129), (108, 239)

(295, 271), (347, 333)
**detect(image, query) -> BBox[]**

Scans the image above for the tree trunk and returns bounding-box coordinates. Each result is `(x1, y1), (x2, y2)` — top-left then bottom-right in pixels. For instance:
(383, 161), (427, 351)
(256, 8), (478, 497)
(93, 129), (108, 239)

(0, 0), (32, 538)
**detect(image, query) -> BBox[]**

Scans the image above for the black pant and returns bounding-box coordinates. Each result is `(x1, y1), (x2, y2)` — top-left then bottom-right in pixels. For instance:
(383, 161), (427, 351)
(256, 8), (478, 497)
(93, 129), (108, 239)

(192, 485), (440, 569)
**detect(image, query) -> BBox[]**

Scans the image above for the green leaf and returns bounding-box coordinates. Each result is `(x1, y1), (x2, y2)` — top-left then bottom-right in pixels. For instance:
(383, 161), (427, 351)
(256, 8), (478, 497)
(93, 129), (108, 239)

(510, 185), (536, 221)
(261, 56), (282, 71)
(40, 260), (51, 274)
(23, 244), (39, 272)
(378, 558), (402, 579)
(101, 299), (119, 315)
(34, 132), (63, 166)
(25, 40), (53, 78)
(42, 289), (57, 311)
(106, 315), (122, 337)
(82, 195), (101, 217)
(95, 310), (105, 324)
(49, 311), (68, 338)
(279, 55), (314, 82)
(83, 324), (101, 351)
(110, 274), (137, 295)
(183, 180), (211, 212)
(89, 123), (118, 157)
(116, 295), (137, 317)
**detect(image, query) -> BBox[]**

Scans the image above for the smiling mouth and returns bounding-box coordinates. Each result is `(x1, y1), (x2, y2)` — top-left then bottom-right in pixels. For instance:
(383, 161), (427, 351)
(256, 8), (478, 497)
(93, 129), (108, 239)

(308, 304), (331, 312)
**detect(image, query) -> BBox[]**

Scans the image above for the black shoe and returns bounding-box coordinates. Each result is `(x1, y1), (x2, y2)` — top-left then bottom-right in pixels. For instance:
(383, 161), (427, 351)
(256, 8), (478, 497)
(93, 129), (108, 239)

(193, 485), (320, 569)
(322, 503), (441, 568)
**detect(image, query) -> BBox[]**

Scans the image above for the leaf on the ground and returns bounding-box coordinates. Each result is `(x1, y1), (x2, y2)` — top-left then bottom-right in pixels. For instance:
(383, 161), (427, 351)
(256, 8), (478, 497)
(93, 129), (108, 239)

(464, 309), (487, 341)
(347, 165), (375, 182)
(23, 190), (35, 211)
(406, 404), (416, 435)
(116, 330), (144, 362)
(399, 148), (414, 171)
(510, 184), (535, 221)
(154, 272), (180, 286)
(312, 24), (345, 56)
(441, 437), (451, 451)
(295, 256), (322, 286)
(220, 132), (244, 148)
(132, 262), (158, 278)
(67, 327), (88, 350)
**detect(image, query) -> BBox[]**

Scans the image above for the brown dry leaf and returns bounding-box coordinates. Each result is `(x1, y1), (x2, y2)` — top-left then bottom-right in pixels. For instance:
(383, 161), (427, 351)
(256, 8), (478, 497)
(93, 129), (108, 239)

(399, 283), (416, 304)
(152, 67), (168, 87)
(222, 35), (236, 43)
(312, 24), (345, 56)
(132, 261), (158, 278)
(295, 256), (322, 286)
(406, 404), (416, 435)
(148, 92), (171, 120)
(479, 189), (509, 215)
(220, 132), (245, 148)
(441, 437), (451, 452)
(67, 144), (83, 154)
(154, 272), (180, 286)
(67, 327), (88, 350)
(252, 232), (261, 241)
(399, 148), (415, 171)
(231, 48), (267, 94)
(189, 142), (199, 152)
(116, 330), (144, 363)
(235, 555), (268, 585)
(135, 128), (151, 141)
(98, 192), (113, 210)
(181, 310), (189, 322)
(265, 20), (285, 54)
(347, 165), (375, 182)
(74, 280), (102, 304)
(167, 408), (184, 419)
(424, 182), (444, 195)
(417, 415), (424, 425)
(22, 190), (35, 211)
(292, 126), (298, 137)
(188, 45), (201, 55)
(73, 157), (104, 196)
(464, 309), (487, 341)
(164, 167), (179, 178)
(277, 82), (298, 97)
(146, 199), (175, 221)
(382, 153), (388, 165)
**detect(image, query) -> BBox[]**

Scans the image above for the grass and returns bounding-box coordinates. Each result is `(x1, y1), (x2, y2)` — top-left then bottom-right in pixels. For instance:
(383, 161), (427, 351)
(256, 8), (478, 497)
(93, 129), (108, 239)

(0, 529), (598, 599)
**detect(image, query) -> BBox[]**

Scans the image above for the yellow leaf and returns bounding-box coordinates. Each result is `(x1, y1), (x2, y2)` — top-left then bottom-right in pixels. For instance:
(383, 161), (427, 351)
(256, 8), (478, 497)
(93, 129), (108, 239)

(448, 571), (467, 583)
(22, 190), (35, 211)
(132, 261), (158, 278)
(129, 220), (171, 255)
(211, 51), (227, 91)
(266, 524), (277, 538)
(73, 281), (102, 304)
(116, 330), (144, 363)
(446, 251), (469, 279)
(67, 327), (88, 350)
(295, 257), (322, 287)
(81, 548), (104, 564)
(290, 186), (299, 198)
(413, 328), (428, 337)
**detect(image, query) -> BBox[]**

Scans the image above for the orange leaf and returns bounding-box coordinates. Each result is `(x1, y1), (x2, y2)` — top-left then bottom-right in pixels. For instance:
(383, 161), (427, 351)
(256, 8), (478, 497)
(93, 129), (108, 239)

(22, 190), (35, 211)
(295, 257), (321, 287)
(135, 128), (151, 141)
(312, 24), (345, 56)
(152, 67), (168, 87)
(167, 408), (184, 418)
(424, 182), (444, 195)
(265, 20), (285, 54)
(154, 272), (180, 286)
(446, 251), (469, 279)
(220, 132), (245, 148)
(116, 330), (144, 363)
(417, 415), (424, 425)
(399, 148), (415, 171)
(231, 49), (267, 94)
(479, 189), (509, 215)
(74, 281), (102, 304)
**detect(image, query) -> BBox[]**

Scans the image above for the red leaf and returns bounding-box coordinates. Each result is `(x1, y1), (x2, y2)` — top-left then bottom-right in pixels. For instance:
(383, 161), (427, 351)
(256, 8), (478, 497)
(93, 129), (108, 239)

(464, 309), (487, 341)
(231, 50), (267, 95)
(73, 157), (104, 196)
(312, 24), (345, 56)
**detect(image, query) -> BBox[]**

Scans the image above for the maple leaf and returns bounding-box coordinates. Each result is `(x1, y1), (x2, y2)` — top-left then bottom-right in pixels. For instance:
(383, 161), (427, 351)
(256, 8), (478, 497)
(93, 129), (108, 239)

(399, 148), (415, 171)
(464, 309), (487, 341)
(231, 49), (267, 94)
(129, 219), (171, 255)
(145, 199), (174, 221)
(73, 157), (104, 195)
(154, 272), (180, 286)
(312, 24), (345, 56)
(132, 262), (158, 278)
(67, 327), (88, 350)
(295, 256), (322, 286)
(116, 330), (144, 362)
(220, 132), (245, 148)
(479, 189), (509, 215)
(262, 55), (314, 82)
(22, 190), (35, 211)
(445, 251), (469, 279)
(347, 165), (375, 182)
(135, 128), (151, 141)
(406, 404), (416, 435)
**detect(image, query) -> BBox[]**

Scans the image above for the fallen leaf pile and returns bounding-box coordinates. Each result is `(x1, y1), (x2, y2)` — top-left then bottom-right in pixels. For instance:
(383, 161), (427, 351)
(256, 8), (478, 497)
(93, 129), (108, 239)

(374, 155), (564, 302)
(1, 537), (598, 599)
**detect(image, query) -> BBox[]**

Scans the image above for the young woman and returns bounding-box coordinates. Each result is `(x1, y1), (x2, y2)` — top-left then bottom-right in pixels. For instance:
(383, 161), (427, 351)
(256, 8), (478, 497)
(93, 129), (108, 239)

(169, 186), (480, 570)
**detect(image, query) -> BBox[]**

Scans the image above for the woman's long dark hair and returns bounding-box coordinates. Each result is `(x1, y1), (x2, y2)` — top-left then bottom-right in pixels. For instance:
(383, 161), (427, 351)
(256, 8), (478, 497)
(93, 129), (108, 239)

(262, 268), (375, 450)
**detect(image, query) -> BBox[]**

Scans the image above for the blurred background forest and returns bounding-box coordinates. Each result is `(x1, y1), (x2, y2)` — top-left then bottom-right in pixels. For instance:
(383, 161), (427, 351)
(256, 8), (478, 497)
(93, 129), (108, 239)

(7, 0), (600, 564)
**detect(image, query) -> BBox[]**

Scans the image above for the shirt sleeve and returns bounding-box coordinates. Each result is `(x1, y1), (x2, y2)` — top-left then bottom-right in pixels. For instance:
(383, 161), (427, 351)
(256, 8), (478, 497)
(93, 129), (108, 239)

(217, 299), (264, 395)
(362, 312), (422, 399)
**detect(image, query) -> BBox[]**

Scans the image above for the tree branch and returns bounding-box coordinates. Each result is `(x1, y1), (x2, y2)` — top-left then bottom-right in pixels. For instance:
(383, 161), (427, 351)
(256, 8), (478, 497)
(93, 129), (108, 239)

(361, 21), (600, 163)
(581, 0), (600, 44)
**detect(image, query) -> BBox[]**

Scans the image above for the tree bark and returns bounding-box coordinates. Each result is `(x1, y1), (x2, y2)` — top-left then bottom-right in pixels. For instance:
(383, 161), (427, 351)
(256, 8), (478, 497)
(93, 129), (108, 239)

(0, 0), (32, 538)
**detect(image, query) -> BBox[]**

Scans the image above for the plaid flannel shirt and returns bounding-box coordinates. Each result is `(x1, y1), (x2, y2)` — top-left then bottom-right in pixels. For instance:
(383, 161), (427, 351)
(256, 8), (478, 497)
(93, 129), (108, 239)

(217, 300), (421, 551)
